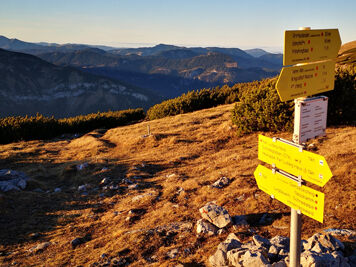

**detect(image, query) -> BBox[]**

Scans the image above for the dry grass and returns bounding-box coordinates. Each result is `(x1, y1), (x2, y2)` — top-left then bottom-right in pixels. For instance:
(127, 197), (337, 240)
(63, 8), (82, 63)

(0, 103), (355, 266)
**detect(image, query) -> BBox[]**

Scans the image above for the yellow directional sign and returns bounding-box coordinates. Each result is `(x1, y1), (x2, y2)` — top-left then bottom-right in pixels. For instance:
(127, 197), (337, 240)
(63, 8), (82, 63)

(258, 135), (332, 187)
(254, 165), (325, 223)
(276, 60), (336, 101)
(283, 29), (341, 66)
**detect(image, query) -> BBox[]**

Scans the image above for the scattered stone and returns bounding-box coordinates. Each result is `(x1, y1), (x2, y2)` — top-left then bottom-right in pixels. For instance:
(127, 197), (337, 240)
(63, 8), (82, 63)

(253, 234), (271, 248)
(300, 250), (346, 267)
(132, 192), (153, 202)
(235, 194), (245, 202)
(28, 242), (51, 254)
(278, 248), (289, 259)
(0, 169), (30, 192)
(54, 187), (61, 193)
(167, 248), (179, 259)
(211, 177), (230, 189)
(166, 173), (176, 178)
(71, 238), (83, 249)
(128, 184), (138, 189)
(78, 185), (87, 192)
(29, 233), (41, 240)
(76, 163), (88, 171)
(71, 234), (91, 249)
(196, 219), (218, 236)
(100, 177), (110, 185)
(122, 178), (133, 184)
(199, 202), (233, 228)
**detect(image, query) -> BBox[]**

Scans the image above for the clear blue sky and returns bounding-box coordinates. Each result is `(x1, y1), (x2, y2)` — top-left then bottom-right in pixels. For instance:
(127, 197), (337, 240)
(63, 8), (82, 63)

(1, 0), (355, 52)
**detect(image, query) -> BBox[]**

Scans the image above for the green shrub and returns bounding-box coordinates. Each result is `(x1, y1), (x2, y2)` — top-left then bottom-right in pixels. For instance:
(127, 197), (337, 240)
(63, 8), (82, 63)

(147, 84), (239, 120)
(231, 68), (356, 135)
(0, 108), (145, 144)
(231, 78), (294, 134)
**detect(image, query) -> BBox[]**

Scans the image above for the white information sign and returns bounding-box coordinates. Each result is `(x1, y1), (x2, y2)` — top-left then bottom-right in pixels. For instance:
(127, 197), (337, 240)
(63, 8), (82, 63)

(293, 96), (328, 144)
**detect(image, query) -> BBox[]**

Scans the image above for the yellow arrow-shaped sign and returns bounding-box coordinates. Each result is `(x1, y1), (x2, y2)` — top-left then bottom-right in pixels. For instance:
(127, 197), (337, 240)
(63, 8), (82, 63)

(258, 135), (332, 187)
(283, 29), (341, 66)
(276, 60), (336, 102)
(254, 165), (325, 223)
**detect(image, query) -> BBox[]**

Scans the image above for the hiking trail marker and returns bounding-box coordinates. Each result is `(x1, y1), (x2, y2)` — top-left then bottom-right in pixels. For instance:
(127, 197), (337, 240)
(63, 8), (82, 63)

(283, 29), (341, 66)
(254, 165), (325, 223)
(253, 27), (339, 267)
(258, 135), (332, 187)
(276, 28), (341, 101)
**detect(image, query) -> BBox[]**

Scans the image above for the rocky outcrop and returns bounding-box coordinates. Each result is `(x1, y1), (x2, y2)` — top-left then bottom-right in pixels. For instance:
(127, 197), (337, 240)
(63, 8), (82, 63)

(209, 233), (351, 267)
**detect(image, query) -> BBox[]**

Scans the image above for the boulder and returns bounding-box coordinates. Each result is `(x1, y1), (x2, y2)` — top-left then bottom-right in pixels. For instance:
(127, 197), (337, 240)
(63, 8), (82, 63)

(241, 250), (270, 266)
(300, 250), (343, 267)
(196, 219), (218, 236)
(304, 233), (344, 253)
(209, 233), (242, 267)
(199, 202), (232, 228)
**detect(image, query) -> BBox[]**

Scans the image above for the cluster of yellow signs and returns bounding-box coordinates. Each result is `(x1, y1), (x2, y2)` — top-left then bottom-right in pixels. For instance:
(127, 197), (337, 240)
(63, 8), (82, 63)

(276, 29), (341, 101)
(254, 135), (332, 223)
(253, 28), (341, 223)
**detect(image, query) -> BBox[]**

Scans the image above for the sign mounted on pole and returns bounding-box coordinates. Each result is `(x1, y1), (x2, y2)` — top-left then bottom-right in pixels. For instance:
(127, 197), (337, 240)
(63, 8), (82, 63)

(276, 60), (335, 101)
(293, 96), (328, 144)
(258, 135), (332, 187)
(283, 29), (341, 66)
(254, 165), (325, 223)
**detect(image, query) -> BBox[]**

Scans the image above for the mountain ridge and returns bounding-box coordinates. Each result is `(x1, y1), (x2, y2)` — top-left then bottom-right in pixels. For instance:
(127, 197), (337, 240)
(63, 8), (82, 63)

(0, 48), (159, 118)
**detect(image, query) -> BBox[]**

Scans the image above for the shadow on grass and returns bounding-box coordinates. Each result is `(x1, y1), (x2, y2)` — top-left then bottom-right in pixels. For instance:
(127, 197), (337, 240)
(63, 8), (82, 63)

(0, 156), (170, 247)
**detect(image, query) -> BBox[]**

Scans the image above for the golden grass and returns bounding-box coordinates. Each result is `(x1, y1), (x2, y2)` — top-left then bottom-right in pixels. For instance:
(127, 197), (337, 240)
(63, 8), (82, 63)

(0, 103), (355, 266)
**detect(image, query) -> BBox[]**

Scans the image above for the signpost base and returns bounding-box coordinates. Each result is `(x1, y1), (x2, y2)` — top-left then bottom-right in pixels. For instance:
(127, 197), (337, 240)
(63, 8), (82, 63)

(290, 208), (301, 267)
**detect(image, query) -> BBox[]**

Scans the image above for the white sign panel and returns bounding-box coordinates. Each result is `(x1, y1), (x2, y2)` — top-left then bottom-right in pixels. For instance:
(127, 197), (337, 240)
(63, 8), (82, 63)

(293, 96), (328, 144)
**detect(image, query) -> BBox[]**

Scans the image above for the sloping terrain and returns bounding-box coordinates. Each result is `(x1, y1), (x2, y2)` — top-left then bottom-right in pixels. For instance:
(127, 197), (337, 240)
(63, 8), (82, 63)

(0, 49), (159, 118)
(0, 104), (355, 266)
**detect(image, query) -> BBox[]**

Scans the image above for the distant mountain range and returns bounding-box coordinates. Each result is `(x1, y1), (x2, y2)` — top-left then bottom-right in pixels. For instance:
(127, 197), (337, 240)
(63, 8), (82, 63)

(0, 35), (284, 118)
(0, 36), (282, 98)
(0, 48), (159, 118)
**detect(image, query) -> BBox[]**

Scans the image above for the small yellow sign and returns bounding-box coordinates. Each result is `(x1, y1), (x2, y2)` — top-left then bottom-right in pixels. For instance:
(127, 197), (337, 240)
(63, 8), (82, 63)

(258, 135), (332, 187)
(276, 60), (336, 101)
(254, 165), (325, 223)
(283, 29), (341, 66)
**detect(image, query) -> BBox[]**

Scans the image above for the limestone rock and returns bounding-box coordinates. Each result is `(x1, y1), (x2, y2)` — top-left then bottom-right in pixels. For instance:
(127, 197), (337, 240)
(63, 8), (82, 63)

(241, 250), (270, 266)
(199, 202), (232, 228)
(209, 233), (242, 267)
(304, 233), (344, 253)
(253, 234), (271, 248)
(196, 219), (218, 235)
(167, 248), (179, 259)
(270, 235), (290, 249)
(28, 242), (51, 254)
(211, 177), (230, 189)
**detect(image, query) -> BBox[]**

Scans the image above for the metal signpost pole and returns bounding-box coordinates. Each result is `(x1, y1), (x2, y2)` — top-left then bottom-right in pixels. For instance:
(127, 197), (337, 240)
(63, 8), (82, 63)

(289, 27), (310, 267)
